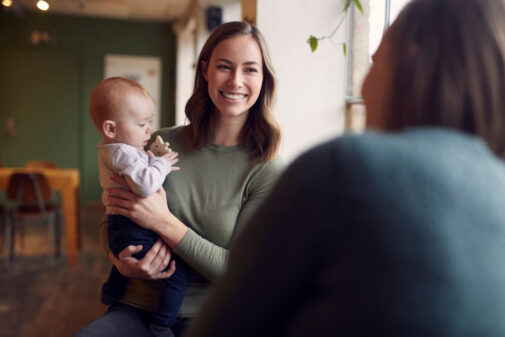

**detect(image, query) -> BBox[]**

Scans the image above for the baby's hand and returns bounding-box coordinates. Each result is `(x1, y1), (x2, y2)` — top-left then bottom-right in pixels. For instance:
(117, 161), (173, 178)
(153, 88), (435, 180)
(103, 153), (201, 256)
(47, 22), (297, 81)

(162, 151), (180, 171)
(149, 135), (172, 156)
(147, 150), (180, 171)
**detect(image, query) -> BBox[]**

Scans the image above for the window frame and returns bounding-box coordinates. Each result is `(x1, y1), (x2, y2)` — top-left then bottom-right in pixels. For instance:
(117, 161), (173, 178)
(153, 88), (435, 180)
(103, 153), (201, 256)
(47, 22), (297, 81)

(344, 0), (394, 132)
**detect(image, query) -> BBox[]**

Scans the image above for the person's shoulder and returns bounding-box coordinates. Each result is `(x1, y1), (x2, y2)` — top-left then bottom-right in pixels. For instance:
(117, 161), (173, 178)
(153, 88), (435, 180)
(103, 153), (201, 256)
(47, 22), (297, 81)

(242, 155), (285, 192)
(289, 132), (373, 168)
(153, 125), (186, 139)
(257, 155), (285, 175)
(283, 129), (433, 181)
(309, 127), (487, 163)
(295, 127), (495, 189)
(311, 129), (410, 157)
(152, 125), (189, 148)
(98, 143), (143, 156)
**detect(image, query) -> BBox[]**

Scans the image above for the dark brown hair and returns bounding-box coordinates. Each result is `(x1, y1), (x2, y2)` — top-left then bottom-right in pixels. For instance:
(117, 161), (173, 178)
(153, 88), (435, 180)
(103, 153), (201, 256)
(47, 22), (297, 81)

(385, 0), (505, 155)
(184, 21), (281, 162)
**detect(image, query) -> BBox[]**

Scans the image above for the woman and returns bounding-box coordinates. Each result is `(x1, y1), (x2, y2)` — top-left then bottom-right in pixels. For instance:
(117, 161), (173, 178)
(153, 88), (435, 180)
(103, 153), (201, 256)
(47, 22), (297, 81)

(77, 21), (282, 337)
(184, 0), (505, 336)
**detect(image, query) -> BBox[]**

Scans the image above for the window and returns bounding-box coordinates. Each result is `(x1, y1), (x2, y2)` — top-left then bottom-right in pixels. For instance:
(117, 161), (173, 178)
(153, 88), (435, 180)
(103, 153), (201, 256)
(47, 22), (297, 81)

(345, 0), (411, 132)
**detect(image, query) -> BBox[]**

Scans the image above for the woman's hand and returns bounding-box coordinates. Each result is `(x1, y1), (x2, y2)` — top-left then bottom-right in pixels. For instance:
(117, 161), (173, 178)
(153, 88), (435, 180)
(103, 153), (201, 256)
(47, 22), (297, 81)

(107, 178), (171, 233)
(108, 239), (176, 280)
(107, 174), (189, 248)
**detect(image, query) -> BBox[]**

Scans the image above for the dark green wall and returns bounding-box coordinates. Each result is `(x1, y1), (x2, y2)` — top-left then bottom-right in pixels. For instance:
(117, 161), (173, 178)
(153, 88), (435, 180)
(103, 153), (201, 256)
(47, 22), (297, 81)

(0, 10), (176, 204)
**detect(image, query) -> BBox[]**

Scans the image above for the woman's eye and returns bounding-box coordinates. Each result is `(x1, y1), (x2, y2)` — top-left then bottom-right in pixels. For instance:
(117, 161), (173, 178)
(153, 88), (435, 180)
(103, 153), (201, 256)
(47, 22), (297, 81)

(246, 67), (258, 73)
(217, 65), (231, 70)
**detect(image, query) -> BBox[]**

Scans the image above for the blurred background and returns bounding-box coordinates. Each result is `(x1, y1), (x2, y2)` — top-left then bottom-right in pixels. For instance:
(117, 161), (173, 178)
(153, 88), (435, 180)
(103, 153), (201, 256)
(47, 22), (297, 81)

(0, 0), (409, 336)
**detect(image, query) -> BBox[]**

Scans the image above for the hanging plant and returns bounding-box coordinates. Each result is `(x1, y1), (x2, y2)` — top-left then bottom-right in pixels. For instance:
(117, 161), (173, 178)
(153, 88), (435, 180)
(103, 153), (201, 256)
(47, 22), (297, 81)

(307, 0), (363, 55)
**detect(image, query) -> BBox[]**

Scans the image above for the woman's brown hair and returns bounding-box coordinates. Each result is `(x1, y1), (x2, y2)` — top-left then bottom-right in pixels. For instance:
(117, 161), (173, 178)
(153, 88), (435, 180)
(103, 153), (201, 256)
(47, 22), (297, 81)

(385, 0), (505, 156)
(184, 21), (281, 162)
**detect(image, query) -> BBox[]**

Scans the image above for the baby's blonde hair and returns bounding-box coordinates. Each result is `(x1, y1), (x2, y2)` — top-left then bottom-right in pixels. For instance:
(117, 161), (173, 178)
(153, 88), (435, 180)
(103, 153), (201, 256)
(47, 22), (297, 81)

(89, 77), (150, 131)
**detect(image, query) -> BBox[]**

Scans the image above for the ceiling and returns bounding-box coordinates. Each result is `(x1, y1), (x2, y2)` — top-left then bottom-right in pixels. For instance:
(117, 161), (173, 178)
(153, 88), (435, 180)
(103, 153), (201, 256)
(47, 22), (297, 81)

(14, 0), (194, 22)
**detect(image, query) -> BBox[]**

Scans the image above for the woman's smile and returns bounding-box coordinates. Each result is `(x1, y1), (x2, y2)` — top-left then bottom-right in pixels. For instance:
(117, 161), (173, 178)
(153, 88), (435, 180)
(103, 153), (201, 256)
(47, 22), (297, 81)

(203, 35), (264, 120)
(220, 91), (247, 101)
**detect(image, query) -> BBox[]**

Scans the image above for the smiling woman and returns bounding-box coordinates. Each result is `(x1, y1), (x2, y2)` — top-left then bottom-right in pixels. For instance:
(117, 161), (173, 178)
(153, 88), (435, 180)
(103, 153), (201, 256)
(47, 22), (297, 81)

(77, 21), (283, 337)
(186, 21), (280, 161)
(202, 35), (264, 137)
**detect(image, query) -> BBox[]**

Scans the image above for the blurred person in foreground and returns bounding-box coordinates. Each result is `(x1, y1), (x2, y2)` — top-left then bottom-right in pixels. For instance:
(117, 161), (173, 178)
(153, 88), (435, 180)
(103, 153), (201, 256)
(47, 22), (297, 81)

(184, 0), (505, 336)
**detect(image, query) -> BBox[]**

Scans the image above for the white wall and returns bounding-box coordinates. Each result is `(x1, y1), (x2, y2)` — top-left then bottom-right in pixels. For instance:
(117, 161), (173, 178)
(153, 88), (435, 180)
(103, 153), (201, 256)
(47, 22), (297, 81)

(174, 0), (241, 126)
(257, 0), (347, 162)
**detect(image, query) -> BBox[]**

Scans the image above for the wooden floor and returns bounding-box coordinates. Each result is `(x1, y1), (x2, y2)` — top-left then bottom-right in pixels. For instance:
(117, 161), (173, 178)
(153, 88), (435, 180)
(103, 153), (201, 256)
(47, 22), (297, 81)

(0, 205), (110, 337)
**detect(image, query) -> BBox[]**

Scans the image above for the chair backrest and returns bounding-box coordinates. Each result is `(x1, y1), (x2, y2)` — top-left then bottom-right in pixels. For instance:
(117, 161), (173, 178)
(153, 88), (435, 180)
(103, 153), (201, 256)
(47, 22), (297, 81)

(6, 173), (53, 203)
(25, 160), (58, 168)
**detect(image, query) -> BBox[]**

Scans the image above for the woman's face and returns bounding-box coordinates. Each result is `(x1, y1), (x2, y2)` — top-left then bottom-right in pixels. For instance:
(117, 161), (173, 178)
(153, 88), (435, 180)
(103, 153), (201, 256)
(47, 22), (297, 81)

(361, 34), (394, 129)
(203, 35), (264, 124)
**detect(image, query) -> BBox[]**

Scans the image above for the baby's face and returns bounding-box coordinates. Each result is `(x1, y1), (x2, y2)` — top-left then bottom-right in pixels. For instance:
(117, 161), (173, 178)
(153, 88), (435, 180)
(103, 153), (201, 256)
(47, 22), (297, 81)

(114, 93), (155, 150)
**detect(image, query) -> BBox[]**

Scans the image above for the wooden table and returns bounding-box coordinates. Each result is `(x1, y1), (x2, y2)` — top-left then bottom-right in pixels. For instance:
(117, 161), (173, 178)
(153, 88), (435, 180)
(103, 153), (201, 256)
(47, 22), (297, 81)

(0, 167), (81, 265)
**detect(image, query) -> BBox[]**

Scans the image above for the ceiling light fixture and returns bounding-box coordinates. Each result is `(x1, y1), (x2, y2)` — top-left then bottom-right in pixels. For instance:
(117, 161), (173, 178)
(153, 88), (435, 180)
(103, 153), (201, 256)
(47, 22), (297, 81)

(36, 0), (49, 11)
(1, 0), (13, 7)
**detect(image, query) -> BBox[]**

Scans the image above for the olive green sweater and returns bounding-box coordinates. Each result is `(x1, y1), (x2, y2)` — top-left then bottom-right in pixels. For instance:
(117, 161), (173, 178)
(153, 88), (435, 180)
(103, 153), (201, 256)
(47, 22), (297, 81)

(100, 126), (283, 317)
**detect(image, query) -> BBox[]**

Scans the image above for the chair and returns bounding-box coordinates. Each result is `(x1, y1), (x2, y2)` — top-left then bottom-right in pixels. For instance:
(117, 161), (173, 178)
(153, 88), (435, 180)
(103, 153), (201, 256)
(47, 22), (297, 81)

(25, 160), (58, 168)
(4, 173), (62, 262)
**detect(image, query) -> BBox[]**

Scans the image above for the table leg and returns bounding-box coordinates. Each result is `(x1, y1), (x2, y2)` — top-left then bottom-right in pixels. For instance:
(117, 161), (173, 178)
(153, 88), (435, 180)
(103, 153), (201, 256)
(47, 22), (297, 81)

(61, 185), (79, 265)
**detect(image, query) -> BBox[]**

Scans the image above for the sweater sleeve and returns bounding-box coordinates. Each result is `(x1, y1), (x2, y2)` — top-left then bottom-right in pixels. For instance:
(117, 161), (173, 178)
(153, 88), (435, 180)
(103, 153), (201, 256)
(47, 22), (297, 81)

(173, 159), (284, 282)
(184, 144), (338, 337)
(113, 146), (171, 197)
(173, 228), (227, 280)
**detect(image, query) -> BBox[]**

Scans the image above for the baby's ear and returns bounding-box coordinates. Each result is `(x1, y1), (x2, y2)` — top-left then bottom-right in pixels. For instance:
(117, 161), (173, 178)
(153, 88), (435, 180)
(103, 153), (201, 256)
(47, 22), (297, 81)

(102, 120), (116, 139)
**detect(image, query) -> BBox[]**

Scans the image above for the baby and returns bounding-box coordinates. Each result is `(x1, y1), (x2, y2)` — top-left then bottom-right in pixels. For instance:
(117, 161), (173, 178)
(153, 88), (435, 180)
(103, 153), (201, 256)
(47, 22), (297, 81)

(89, 76), (187, 337)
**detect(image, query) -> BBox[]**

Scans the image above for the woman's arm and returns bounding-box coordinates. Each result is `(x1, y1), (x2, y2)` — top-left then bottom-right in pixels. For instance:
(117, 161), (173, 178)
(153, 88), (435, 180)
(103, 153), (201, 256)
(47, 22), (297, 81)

(172, 160), (284, 281)
(107, 160), (283, 282)
(184, 149), (335, 337)
(107, 186), (188, 249)
(99, 215), (176, 280)
(107, 185), (269, 281)
(172, 189), (276, 280)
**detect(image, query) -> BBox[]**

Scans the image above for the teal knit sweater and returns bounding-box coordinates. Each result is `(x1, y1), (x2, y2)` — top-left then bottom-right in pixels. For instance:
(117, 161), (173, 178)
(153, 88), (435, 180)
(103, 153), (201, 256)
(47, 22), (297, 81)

(186, 127), (505, 336)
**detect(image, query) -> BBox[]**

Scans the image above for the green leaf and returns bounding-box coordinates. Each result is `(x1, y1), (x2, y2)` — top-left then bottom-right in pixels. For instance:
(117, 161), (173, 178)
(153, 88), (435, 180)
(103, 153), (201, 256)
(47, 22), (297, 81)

(308, 35), (318, 52)
(343, 0), (352, 12)
(343, 42), (347, 57)
(353, 0), (364, 14)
